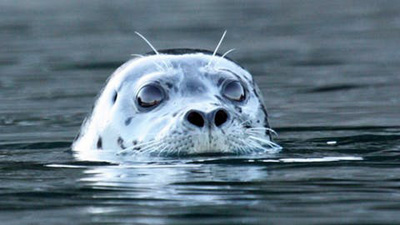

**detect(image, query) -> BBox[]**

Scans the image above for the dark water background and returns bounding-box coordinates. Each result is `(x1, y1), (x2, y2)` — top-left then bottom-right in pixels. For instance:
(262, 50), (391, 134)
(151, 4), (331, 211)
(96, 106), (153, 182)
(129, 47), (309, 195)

(1, 0), (400, 224)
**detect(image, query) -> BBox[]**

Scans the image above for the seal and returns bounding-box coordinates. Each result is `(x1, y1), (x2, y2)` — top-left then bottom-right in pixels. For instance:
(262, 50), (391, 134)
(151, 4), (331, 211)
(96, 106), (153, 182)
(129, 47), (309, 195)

(72, 33), (281, 160)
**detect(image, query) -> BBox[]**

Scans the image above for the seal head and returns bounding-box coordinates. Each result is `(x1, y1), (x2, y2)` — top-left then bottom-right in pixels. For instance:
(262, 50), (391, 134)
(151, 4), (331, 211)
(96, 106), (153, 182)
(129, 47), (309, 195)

(72, 49), (281, 159)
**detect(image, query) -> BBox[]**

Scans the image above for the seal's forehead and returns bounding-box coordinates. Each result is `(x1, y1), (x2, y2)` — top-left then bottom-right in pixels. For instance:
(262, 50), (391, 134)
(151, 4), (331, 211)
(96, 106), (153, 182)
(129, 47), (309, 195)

(116, 53), (251, 81)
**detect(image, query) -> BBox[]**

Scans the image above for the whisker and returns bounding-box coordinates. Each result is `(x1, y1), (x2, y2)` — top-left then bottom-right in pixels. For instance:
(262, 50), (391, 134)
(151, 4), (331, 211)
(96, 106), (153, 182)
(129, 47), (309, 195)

(138, 137), (172, 157)
(246, 127), (279, 136)
(135, 31), (159, 55)
(214, 48), (236, 69)
(239, 120), (252, 126)
(220, 48), (236, 60)
(207, 30), (227, 68)
(249, 139), (270, 153)
(244, 141), (258, 154)
(129, 139), (160, 148)
(236, 145), (243, 155)
(246, 130), (269, 136)
(134, 31), (171, 70)
(157, 145), (169, 157)
(241, 141), (253, 154)
(137, 140), (168, 156)
(139, 146), (158, 156)
(117, 139), (164, 155)
(131, 53), (166, 71)
(131, 53), (144, 58)
(248, 136), (282, 150)
(176, 140), (184, 157)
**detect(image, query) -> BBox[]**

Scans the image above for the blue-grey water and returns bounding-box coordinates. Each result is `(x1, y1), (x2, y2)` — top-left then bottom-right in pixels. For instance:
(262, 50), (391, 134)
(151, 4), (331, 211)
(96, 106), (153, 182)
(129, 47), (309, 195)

(1, 1), (400, 224)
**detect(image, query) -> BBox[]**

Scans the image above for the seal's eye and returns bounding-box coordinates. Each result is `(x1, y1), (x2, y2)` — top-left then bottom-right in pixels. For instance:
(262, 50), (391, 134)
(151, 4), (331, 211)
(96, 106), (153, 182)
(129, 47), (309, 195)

(137, 84), (165, 108)
(222, 81), (245, 102)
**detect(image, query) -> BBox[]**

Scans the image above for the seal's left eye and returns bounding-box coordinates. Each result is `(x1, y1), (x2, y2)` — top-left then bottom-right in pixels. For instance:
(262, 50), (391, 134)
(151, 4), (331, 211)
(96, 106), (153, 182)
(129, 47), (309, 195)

(222, 81), (246, 102)
(137, 85), (165, 108)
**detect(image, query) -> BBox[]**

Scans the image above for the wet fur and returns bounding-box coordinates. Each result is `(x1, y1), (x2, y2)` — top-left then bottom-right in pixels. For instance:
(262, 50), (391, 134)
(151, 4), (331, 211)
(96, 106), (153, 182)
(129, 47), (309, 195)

(72, 32), (281, 160)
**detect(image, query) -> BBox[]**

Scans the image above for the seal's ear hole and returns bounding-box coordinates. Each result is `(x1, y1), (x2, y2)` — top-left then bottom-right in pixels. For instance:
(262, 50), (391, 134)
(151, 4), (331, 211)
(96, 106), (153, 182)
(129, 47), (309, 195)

(137, 84), (165, 108)
(222, 80), (246, 102)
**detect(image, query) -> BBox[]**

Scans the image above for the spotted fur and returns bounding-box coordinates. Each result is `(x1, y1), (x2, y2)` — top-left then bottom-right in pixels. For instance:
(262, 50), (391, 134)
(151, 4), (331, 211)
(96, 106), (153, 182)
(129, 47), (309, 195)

(72, 50), (281, 161)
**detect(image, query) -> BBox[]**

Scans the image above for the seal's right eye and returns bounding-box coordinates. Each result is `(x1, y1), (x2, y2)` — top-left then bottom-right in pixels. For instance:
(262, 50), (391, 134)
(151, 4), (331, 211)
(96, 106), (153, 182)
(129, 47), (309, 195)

(222, 80), (246, 102)
(136, 84), (165, 108)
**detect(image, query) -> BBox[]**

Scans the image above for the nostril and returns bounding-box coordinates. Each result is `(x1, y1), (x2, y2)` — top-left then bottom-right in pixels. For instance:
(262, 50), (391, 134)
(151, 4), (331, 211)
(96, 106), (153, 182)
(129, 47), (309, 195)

(214, 109), (229, 127)
(186, 111), (205, 128)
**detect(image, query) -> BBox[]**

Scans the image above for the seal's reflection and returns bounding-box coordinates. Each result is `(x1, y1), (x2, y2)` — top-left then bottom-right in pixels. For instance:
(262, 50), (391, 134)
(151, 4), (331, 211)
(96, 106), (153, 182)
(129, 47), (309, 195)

(80, 160), (268, 204)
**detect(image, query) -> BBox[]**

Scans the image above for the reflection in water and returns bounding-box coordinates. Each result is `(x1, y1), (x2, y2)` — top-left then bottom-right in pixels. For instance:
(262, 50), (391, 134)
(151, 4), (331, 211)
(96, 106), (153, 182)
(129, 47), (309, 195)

(80, 162), (268, 200)
(74, 161), (269, 224)
(256, 156), (363, 163)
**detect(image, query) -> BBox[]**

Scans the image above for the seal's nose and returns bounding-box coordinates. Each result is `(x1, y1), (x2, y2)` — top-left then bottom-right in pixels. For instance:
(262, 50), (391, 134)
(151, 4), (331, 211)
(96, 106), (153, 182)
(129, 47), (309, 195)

(213, 109), (229, 127)
(186, 110), (205, 128)
(185, 108), (229, 128)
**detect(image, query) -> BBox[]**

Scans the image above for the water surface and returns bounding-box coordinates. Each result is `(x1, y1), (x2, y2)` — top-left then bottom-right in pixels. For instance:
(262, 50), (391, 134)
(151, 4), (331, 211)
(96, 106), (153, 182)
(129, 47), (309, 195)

(1, 1), (400, 224)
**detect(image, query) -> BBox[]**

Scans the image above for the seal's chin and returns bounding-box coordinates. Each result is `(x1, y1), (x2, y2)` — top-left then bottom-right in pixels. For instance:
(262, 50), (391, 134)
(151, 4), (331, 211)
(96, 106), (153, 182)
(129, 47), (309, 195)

(186, 131), (231, 154)
(118, 125), (282, 157)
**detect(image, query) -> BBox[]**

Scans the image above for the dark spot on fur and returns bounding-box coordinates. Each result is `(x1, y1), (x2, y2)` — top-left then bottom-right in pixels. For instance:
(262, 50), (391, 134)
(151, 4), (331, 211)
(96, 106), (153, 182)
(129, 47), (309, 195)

(125, 117), (133, 126)
(172, 112), (178, 117)
(235, 106), (242, 113)
(133, 146), (141, 151)
(117, 137), (126, 149)
(166, 82), (173, 88)
(217, 78), (225, 86)
(261, 106), (270, 125)
(263, 119), (272, 138)
(214, 95), (224, 102)
(253, 85), (269, 118)
(112, 91), (118, 104)
(263, 121), (270, 129)
(97, 137), (103, 149)
(132, 140), (138, 145)
(244, 124), (252, 129)
(257, 120), (260, 123)
(233, 73), (241, 81)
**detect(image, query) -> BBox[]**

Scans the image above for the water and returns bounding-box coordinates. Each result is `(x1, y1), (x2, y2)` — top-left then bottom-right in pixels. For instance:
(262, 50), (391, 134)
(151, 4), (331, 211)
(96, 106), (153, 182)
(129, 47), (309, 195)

(1, 0), (400, 224)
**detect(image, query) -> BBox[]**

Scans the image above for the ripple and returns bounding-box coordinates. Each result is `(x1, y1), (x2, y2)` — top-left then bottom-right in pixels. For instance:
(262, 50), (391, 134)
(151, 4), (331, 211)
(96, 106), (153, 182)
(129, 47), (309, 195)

(254, 156), (363, 163)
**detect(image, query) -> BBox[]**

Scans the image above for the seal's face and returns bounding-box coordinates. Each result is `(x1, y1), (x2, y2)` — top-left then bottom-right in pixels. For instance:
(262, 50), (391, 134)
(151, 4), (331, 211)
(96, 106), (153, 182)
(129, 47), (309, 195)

(73, 50), (280, 159)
